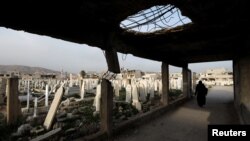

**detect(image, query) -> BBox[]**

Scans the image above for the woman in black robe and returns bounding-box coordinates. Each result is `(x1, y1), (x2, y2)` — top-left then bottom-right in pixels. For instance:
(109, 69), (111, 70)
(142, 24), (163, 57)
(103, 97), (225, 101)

(195, 81), (207, 107)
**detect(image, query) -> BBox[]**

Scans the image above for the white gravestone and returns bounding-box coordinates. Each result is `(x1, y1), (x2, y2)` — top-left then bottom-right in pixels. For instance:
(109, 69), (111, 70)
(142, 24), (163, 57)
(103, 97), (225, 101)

(33, 97), (38, 117)
(45, 85), (49, 107)
(159, 80), (162, 95)
(114, 83), (120, 98)
(80, 82), (85, 100)
(125, 84), (132, 103)
(43, 85), (64, 130)
(139, 84), (146, 102)
(131, 85), (141, 111)
(69, 74), (73, 87)
(94, 84), (101, 112)
(132, 85), (139, 103)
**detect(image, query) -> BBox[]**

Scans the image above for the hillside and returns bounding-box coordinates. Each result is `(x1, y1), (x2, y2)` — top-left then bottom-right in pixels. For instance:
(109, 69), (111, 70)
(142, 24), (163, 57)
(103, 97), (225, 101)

(0, 65), (60, 74)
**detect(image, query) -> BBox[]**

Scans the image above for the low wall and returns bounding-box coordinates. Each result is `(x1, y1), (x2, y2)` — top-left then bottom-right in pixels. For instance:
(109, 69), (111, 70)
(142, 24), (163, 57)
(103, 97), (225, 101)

(75, 97), (189, 141)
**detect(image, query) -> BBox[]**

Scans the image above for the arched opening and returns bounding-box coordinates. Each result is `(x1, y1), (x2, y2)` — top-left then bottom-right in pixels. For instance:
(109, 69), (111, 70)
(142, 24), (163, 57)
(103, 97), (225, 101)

(189, 61), (238, 124)
(0, 27), (109, 139)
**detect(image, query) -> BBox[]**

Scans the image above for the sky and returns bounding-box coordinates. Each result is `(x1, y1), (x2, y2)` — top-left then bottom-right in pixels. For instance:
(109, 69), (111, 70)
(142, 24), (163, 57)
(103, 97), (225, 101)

(0, 27), (232, 74)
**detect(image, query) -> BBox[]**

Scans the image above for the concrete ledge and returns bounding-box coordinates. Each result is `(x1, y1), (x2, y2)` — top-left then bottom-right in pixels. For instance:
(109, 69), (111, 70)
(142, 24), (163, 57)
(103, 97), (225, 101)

(113, 97), (188, 135)
(76, 97), (189, 141)
(74, 131), (107, 141)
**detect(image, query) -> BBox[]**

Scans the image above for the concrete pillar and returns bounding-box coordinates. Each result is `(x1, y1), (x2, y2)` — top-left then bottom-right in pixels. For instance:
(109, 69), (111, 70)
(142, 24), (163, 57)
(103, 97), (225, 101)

(187, 69), (192, 98)
(192, 72), (197, 93)
(0, 79), (7, 105)
(233, 56), (250, 105)
(233, 59), (241, 106)
(161, 62), (169, 105)
(233, 56), (250, 124)
(105, 48), (120, 73)
(100, 79), (113, 138)
(6, 77), (21, 125)
(182, 65), (189, 98)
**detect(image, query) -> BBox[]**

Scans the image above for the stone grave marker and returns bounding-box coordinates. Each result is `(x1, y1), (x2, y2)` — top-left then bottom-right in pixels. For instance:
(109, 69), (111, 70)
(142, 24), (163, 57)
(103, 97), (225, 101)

(125, 84), (132, 103)
(43, 85), (64, 130)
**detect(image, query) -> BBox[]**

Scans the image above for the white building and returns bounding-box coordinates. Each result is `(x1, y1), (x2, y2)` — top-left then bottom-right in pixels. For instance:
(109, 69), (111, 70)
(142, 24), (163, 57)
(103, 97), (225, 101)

(198, 68), (233, 86)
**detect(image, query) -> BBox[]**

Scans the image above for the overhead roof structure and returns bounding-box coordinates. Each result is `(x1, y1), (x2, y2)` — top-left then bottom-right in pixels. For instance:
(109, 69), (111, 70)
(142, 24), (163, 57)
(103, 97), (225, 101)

(0, 0), (249, 66)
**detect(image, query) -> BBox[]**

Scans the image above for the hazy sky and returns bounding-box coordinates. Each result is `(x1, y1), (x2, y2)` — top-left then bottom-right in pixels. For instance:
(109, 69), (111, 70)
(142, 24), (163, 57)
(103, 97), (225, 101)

(0, 27), (232, 74)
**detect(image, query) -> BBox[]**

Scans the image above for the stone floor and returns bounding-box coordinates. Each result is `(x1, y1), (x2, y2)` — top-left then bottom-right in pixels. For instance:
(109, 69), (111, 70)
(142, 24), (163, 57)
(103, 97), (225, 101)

(114, 86), (239, 141)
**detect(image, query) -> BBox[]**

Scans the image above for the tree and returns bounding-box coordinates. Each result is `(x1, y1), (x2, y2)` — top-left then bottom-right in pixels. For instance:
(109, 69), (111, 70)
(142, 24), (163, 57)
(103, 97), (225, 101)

(80, 70), (86, 78)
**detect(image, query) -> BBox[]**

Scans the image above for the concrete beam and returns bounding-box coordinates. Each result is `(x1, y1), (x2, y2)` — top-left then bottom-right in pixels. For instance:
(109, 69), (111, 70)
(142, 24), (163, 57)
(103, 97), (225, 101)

(6, 77), (21, 125)
(187, 69), (192, 98)
(161, 62), (169, 105)
(100, 79), (113, 138)
(105, 48), (120, 73)
(192, 72), (197, 93)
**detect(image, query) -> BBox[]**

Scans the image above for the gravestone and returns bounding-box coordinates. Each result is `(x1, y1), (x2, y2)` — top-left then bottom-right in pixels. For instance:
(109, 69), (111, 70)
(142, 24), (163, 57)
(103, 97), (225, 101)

(125, 84), (132, 103)
(132, 84), (139, 102)
(114, 83), (120, 98)
(45, 84), (49, 107)
(6, 78), (21, 125)
(149, 85), (154, 99)
(43, 85), (64, 130)
(142, 80), (149, 94)
(159, 80), (162, 95)
(134, 101), (142, 111)
(132, 84), (141, 111)
(69, 73), (73, 87)
(94, 84), (101, 112)
(139, 84), (146, 102)
(33, 97), (38, 117)
(80, 82), (85, 100)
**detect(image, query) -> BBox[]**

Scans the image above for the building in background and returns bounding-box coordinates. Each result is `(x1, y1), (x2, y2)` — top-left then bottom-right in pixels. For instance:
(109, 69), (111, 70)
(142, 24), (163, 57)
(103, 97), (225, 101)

(197, 68), (233, 86)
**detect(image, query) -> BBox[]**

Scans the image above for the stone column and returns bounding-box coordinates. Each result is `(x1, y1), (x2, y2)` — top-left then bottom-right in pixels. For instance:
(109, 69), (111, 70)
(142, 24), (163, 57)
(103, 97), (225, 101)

(33, 97), (38, 117)
(233, 56), (250, 106)
(192, 72), (197, 93)
(182, 65), (189, 98)
(105, 48), (120, 73)
(161, 62), (169, 105)
(6, 77), (21, 125)
(233, 58), (240, 107)
(45, 84), (49, 107)
(69, 73), (73, 87)
(100, 79), (113, 138)
(187, 69), (192, 98)
(80, 81), (85, 100)
(233, 56), (250, 124)
(0, 79), (7, 105)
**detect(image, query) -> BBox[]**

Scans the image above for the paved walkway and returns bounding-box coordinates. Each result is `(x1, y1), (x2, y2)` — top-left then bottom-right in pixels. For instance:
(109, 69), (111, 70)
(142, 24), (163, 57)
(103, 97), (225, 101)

(114, 86), (240, 141)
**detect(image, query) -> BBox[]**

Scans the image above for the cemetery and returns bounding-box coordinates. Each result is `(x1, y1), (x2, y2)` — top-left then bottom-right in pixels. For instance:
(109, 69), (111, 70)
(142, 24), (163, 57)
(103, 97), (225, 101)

(1, 1), (250, 140)
(0, 70), (186, 140)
